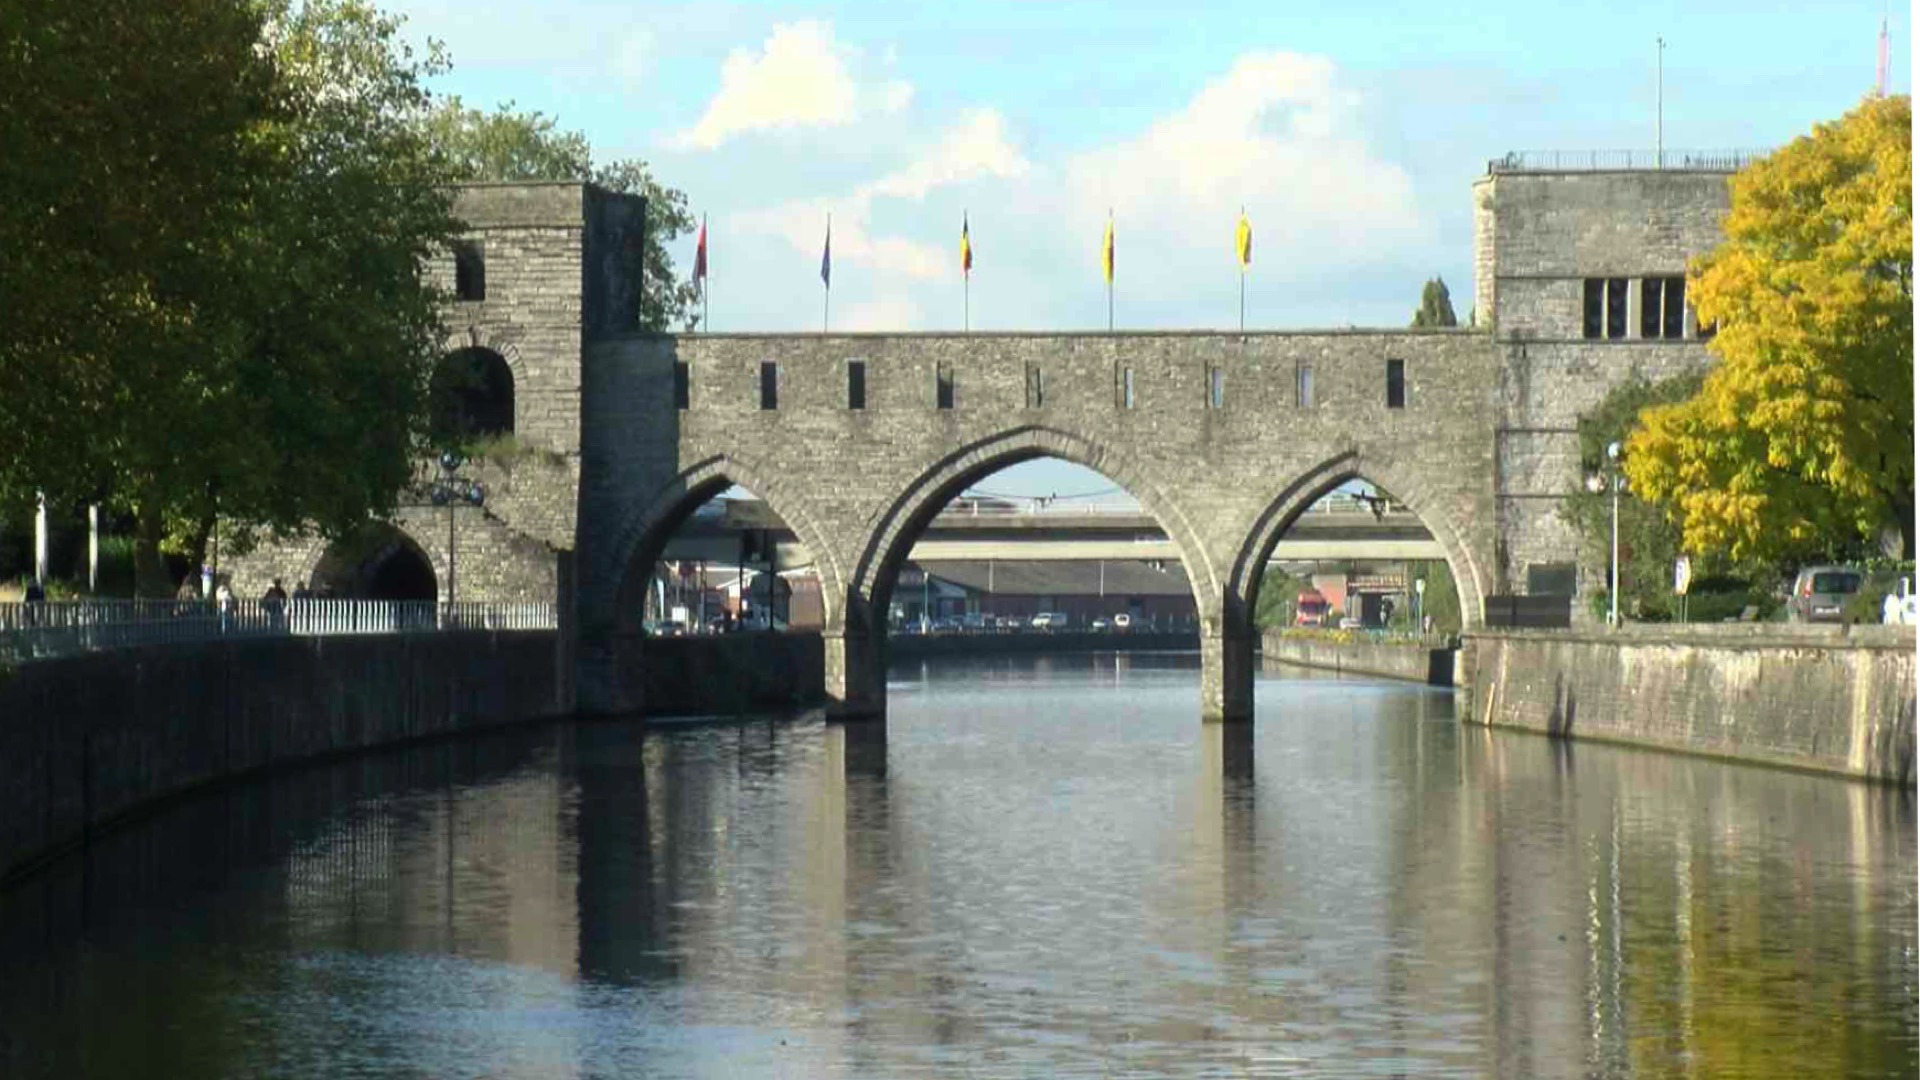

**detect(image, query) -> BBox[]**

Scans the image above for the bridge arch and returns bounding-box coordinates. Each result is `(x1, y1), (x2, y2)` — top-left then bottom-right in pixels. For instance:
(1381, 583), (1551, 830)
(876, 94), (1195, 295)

(1228, 450), (1489, 638)
(600, 453), (850, 636)
(302, 521), (442, 600)
(850, 424), (1224, 625)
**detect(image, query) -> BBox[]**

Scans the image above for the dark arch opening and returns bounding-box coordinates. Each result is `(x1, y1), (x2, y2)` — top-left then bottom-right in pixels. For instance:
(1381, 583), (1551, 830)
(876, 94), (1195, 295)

(1243, 478), (1462, 636)
(615, 481), (805, 638)
(866, 453), (1205, 639)
(310, 524), (438, 601)
(431, 347), (515, 442)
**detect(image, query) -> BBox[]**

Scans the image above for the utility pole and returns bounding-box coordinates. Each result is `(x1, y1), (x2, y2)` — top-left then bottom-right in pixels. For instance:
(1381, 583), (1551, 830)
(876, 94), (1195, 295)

(1656, 37), (1666, 169)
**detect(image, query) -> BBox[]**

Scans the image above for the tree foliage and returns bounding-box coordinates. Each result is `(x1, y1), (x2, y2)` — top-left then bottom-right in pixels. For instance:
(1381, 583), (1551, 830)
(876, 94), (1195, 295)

(0, 0), (461, 594)
(1562, 372), (1706, 619)
(1625, 95), (1914, 561)
(427, 98), (701, 332)
(1411, 276), (1458, 328)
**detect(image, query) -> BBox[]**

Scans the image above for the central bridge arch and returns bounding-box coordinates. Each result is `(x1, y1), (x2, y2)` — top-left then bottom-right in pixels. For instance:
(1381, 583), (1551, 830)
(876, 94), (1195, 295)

(835, 424), (1224, 717)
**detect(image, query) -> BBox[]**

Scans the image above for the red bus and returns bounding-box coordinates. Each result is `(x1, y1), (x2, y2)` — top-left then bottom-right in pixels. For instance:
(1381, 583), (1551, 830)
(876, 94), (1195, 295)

(1294, 589), (1331, 627)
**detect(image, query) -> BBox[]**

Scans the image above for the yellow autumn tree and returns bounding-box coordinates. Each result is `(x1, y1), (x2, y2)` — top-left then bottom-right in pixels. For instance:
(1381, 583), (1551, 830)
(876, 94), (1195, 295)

(1626, 94), (1913, 560)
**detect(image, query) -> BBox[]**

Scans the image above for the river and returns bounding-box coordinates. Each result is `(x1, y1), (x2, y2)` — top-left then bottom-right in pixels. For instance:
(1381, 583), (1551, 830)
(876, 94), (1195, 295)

(1, 652), (1913, 1077)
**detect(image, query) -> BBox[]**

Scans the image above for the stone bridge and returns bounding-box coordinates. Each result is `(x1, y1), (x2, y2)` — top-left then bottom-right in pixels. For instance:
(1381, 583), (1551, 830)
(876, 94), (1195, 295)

(577, 330), (1499, 720)
(225, 169), (1735, 726)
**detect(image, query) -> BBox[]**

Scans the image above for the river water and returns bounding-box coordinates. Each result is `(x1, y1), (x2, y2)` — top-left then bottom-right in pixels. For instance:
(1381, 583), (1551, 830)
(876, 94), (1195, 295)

(1, 653), (1913, 1078)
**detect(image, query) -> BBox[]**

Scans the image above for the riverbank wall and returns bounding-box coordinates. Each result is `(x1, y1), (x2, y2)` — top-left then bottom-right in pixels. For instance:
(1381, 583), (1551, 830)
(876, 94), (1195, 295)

(628, 633), (824, 715)
(1259, 631), (1460, 686)
(889, 631), (1198, 660)
(0, 631), (566, 885)
(1462, 626), (1916, 784)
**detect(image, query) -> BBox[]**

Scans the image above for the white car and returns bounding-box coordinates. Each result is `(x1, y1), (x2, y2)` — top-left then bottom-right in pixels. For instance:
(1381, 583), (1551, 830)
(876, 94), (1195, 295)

(1112, 613), (1132, 631)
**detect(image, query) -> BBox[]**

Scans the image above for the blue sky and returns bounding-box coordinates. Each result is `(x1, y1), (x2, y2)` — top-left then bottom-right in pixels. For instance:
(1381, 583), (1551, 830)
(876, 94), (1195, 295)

(388, 0), (1908, 500)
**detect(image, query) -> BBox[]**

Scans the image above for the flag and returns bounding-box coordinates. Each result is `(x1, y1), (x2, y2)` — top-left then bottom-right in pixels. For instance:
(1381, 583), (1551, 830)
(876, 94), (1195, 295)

(693, 216), (708, 284)
(820, 218), (832, 287)
(1877, 14), (1891, 97)
(961, 213), (972, 275)
(1102, 214), (1114, 285)
(1236, 211), (1252, 269)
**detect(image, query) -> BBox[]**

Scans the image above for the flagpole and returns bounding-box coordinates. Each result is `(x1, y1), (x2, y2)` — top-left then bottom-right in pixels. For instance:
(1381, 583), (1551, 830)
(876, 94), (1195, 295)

(1106, 208), (1114, 333)
(823, 213), (831, 333)
(1239, 205), (1246, 333)
(703, 213), (710, 332)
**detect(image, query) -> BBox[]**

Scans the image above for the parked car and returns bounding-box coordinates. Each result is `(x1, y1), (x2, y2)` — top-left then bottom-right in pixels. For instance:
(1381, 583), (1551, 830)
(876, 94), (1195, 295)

(1788, 565), (1864, 623)
(1030, 611), (1071, 630)
(1112, 613), (1132, 632)
(1090, 617), (1109, 631)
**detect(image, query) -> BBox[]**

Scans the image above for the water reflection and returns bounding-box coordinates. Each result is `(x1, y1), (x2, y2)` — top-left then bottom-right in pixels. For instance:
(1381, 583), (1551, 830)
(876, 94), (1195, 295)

(0, 654), (1912, 1077)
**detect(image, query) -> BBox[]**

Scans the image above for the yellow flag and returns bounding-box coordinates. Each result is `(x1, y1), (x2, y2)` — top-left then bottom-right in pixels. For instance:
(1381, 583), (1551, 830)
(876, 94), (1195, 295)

(1102, 215), (1115, 284)
(1236, 211), (1253, 268)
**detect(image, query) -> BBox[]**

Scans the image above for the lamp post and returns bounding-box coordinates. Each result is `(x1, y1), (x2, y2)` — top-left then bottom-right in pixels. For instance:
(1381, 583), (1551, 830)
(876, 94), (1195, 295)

(429, 451), (486, 618)
(1586, 441), (1624, 626)
(1414, 575), (1426, 634)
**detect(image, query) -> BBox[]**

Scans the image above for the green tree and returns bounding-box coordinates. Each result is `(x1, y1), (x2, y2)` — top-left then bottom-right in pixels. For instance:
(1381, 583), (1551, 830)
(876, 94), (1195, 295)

(1406, 560), (1461, 633)
(1411, 276), (1458, 327)
(1254, 565), (1311, 629)
(0, 0), (462, 594)
(1626, 95), (1914, 561)
(427, 98), (701, 332)
(1562, 372), (1702, 619)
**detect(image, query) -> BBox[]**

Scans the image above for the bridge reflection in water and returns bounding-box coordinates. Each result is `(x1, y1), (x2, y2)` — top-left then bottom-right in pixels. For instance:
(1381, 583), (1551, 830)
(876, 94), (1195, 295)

(1, 656), (1912, 1077)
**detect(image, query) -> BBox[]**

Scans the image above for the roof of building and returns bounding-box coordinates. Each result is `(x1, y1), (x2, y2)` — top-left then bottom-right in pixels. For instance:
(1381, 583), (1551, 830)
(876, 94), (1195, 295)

(918, 560), (1193, 598)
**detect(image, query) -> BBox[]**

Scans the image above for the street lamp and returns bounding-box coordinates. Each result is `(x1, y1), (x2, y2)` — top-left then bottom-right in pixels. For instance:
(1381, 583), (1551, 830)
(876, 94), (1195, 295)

(429, 450), (486, 615)
(1586, 441), (1624, 626)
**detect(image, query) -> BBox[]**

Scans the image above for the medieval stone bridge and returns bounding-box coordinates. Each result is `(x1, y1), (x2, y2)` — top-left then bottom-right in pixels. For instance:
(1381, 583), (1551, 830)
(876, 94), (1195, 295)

(228, 172), (1734, 725)
(577, 329), (1500, 720)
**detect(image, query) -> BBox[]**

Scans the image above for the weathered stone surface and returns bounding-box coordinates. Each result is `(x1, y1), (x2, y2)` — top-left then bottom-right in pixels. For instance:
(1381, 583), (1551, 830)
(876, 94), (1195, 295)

(577, 329), (1502, 718)
(0, 631), (567, 884)
(1462, 626), (1917, 783)
(1260, 630), (1460, 686)
(227, 169), (1748, 721)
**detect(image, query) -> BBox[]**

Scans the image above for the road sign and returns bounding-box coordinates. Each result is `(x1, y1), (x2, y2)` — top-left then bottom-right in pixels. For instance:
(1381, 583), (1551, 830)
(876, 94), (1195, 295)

(1674, 556), (1692, 596)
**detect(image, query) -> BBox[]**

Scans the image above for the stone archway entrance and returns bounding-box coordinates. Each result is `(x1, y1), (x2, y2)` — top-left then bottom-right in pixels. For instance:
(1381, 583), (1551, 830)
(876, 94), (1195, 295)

(310, 524), (438, 600)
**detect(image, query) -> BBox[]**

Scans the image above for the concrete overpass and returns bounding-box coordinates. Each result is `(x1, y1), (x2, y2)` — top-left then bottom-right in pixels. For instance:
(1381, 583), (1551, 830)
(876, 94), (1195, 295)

(660, 498), (1446, 566)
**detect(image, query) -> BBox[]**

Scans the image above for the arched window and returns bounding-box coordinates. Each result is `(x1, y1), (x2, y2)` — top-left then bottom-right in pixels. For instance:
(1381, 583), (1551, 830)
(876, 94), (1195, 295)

(431, 347), (514, 441)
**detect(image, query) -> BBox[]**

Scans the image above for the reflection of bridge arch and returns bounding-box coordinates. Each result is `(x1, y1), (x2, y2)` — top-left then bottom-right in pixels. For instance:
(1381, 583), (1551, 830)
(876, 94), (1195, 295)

(1230, 450), (1489, 634)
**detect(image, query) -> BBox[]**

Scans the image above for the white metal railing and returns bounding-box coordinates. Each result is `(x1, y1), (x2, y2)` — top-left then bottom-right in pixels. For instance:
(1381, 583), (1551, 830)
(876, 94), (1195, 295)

(1488, 149), (1763, 173)
(936, 493), (1408, 518)
(0, 599), (556, 665)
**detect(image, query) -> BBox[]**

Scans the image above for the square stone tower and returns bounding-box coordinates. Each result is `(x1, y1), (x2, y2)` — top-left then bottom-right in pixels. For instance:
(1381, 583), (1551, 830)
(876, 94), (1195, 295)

(1474, 154), (1738, 611)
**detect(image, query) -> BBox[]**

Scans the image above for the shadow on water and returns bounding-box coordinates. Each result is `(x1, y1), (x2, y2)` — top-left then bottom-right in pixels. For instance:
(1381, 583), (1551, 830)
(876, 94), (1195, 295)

(0, 652), (1912, 1078)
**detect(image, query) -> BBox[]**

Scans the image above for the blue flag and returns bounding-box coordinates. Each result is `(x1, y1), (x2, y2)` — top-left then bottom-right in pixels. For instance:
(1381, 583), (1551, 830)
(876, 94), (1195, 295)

(820, 219), (832, 287)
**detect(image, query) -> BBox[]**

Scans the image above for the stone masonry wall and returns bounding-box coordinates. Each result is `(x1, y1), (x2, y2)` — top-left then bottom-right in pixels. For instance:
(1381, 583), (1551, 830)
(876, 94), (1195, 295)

(1462, 626), (1916, 783)
(1261, 629), (1461, 686)
(1479, 171), (1733, 601)
(0, 631), (566, 884)
(579, 329), (1502, 717)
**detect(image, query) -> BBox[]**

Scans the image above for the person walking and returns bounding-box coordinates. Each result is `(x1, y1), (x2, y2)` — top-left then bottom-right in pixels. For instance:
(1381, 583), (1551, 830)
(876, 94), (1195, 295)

(215, 580), (235, 634)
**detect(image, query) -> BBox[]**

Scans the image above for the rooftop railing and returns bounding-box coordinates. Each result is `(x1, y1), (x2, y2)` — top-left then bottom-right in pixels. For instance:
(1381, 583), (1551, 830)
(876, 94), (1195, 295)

(1487, 149), (1764, 174)
(0, 598), (557, 665)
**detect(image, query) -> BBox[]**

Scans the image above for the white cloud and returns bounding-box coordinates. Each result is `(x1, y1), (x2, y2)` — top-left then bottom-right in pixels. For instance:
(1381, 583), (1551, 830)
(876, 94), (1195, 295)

(673, 21), (912, 150)
(703, 50), (1433, 331)
(838, 295), (926, 332)
(1063, 52), (1425, 269)
(736, 109), (1031, 281)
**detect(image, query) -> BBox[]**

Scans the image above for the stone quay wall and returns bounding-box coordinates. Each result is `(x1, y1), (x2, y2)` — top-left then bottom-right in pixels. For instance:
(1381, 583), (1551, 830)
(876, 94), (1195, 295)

(1259, 631), (1461, 687)
(0, 631), (567, 885)
(1461, 626), (1917, 784)
(618, 633), (825, 717)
